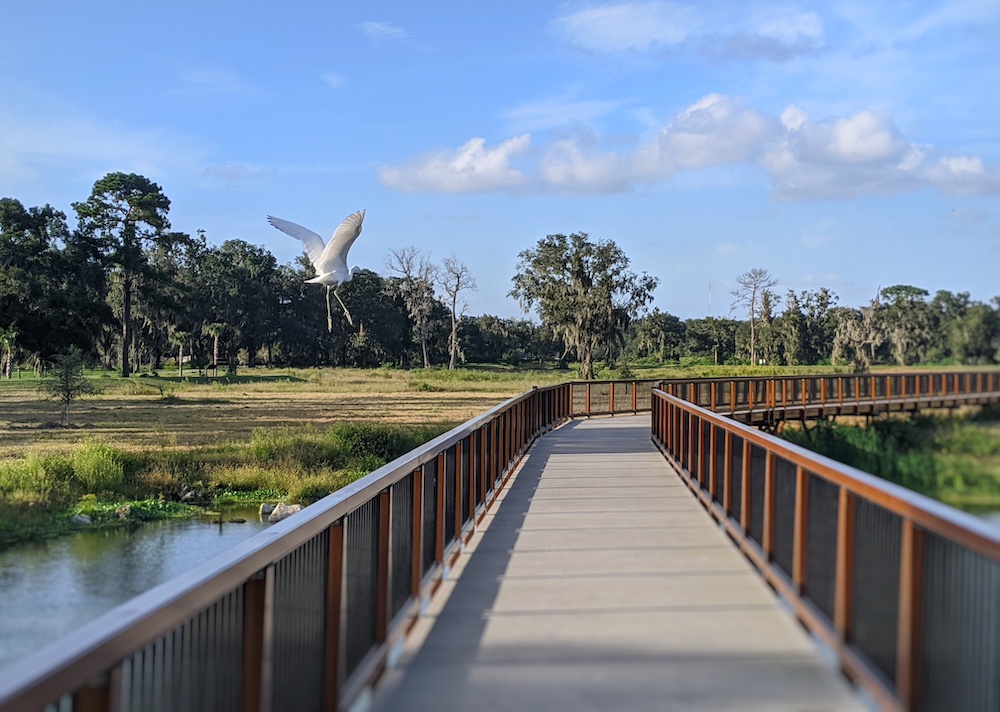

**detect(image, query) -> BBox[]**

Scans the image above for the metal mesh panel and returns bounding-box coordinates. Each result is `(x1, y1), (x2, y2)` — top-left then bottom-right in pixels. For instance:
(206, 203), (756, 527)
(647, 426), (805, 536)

(390, 475), (414, 618)
(748, 446), (766, 546)
(689, 417), (700, 479)
(699, 419), (711, 489)
(272, 533), (329, 710)
(713, 432), (725, 505)
(422, 459), (438, 575)
(472, 429), (482, 506)
(920, 533), (1000, 712)
(728, 435), (744, 518)
(804, 473), (838, 621)
(461, 435), (473, 526)
(635, 382), (652, 411)
(444, 447), (456, 544)
(590, 383), (611, 414)
(119, 589), (244, 712)
(344, 498), (380, 679)
(772, 457), (796, 579)
(851, 499), (901, 685)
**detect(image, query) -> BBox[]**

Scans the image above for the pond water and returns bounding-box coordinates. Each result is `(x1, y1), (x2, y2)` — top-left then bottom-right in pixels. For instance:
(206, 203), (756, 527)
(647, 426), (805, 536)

(0, 506), (270, 671)
(0, 501), (997, 674)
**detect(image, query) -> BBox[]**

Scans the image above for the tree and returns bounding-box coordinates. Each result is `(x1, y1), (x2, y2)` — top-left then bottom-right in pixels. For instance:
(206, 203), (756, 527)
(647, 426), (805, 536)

(204, 322), (225, 374)
(73, 173), (174, 377)
(39, 347), (94, 426)
(169, 330), (190, 378)
(880, 285), (935, 365)
(832, 302), (886, 371)
(386, 247), (439, 368)
(438, 257), (477, 369)
(0, 327), (16, 378)
(510, 232), (658, 380)
(730, 268), (778, 365)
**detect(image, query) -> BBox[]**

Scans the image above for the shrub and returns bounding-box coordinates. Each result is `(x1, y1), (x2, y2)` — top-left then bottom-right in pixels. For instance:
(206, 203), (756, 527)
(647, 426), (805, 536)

(72, 442), (126, 494)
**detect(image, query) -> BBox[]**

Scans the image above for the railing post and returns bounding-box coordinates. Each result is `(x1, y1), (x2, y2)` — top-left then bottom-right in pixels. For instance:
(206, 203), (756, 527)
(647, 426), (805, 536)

(710, 381), (717, 412)
(323, 525), (345, 712)
(454, 441), (464, 543)
(586, 383), (591, 416)
(793, 466), (808, 593)
(896, 519), (925, 711)
(632, 381), (638, 412)
(609, 382), (615, 414)
(834, 488), (855, 641)
(73, 667), (121, 712)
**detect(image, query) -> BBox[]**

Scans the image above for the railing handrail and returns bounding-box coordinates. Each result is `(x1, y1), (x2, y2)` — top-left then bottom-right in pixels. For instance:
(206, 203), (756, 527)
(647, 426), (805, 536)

(0, 378), (654, 712)
(650, 378), (1000, 712)
(655, 389), (1000, 557)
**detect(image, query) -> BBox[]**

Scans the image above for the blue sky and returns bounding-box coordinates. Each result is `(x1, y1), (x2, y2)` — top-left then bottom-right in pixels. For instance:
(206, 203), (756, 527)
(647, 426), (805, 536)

(2, 1), (998, 319)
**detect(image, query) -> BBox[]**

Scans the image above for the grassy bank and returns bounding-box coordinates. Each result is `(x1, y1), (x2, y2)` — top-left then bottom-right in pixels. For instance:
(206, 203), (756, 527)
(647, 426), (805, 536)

(782, 406), (1000, 510)
(0, 421), (447, 547)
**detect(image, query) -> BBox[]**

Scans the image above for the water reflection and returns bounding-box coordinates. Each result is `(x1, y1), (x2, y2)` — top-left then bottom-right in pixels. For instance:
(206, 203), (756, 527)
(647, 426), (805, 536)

(0, 506), (269, 670)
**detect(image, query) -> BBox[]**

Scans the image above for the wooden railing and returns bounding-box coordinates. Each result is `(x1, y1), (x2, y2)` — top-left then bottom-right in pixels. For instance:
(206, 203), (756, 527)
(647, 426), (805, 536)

(651, 379), (1000, 712)
(660, 371), (1000, 425)
(0, 379), (651, 712)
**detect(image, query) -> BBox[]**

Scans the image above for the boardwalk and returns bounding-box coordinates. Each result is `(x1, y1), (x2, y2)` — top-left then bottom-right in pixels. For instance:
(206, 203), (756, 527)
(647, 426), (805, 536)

(372, 416), (864, 711)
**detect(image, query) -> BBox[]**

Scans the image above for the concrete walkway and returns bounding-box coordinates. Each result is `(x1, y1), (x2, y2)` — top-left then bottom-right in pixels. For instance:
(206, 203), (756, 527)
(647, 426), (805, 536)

(372, 416), (865, 712)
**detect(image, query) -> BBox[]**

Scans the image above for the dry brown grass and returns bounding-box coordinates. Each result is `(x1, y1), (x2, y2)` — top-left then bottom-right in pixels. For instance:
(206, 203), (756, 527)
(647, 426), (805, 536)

(0, 367), (564, 460)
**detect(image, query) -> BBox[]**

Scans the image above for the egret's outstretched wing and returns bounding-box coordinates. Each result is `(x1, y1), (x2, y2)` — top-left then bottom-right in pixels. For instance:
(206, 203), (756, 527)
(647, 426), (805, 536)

(267, 216), (326, 267)
(316, 210), (365, 273)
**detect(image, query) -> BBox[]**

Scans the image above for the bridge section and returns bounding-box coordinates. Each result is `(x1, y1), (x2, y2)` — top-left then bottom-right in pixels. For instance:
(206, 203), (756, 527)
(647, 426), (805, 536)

(372, 416), (862, 711)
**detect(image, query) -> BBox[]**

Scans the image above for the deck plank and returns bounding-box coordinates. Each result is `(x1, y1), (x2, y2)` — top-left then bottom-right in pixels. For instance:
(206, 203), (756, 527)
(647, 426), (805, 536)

(372, 416), (864, 712)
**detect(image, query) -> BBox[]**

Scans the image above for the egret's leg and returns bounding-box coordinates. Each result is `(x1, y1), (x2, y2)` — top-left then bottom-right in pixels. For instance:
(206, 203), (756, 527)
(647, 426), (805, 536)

(325, 285), (333, 332)
(334, 286), (354, 326)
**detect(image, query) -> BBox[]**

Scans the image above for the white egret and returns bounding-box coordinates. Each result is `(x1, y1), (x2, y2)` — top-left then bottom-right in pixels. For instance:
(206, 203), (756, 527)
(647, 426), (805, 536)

(266, 210), (365, 330)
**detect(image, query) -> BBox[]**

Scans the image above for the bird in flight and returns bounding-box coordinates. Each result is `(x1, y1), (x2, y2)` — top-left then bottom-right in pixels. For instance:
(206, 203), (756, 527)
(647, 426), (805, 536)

(267, 210), (365, 330)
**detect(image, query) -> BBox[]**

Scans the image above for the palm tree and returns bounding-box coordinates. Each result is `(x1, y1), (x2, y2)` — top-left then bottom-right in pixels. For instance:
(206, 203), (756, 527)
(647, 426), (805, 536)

(169, 330), (190, 378)
(0, 327), (16, 379)
(204, 323), (225, 376)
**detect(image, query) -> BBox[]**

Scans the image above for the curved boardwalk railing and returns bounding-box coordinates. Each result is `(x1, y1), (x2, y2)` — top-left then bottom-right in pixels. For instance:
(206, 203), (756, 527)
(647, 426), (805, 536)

(652, 372), (1000, 712)
(661, 371), (1000, 425)
(0, 380), (655, 712)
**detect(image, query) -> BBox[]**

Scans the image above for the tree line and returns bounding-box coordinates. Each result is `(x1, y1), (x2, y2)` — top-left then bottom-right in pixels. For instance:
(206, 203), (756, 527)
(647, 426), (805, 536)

(3, 172), (999, 378)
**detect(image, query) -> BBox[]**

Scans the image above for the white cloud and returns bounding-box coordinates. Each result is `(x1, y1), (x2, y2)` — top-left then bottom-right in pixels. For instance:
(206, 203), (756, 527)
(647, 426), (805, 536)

(764, 107), (1000, 199)
(363, 21), (409, 44)
(323, 72), (344, 89)
(378, 135), (531, 193)
(554, 2), (824, 62)
(380, 95), (999, 200)
(553, 2), (698, 53)
(540, 94), (775, 192)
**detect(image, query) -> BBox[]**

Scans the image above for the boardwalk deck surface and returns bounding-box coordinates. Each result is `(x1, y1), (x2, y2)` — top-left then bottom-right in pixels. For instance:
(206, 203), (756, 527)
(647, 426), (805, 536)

(372, 416), (865, 711)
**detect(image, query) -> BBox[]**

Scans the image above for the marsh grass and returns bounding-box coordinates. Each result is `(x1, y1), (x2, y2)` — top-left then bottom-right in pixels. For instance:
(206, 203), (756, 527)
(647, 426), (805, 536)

(784, 409), (1000, 510)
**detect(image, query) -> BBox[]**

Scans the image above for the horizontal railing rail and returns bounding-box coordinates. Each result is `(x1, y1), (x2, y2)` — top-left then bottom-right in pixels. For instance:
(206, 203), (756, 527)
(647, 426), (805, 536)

(0, 379), (650, 712)
(652, 387), (1000, 712)
(659, 371), (1000, 424)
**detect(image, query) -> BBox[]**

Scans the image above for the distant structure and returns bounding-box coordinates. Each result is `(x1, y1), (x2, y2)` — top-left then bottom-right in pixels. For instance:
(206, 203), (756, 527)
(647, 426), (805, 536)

(267, 210), (366, 330)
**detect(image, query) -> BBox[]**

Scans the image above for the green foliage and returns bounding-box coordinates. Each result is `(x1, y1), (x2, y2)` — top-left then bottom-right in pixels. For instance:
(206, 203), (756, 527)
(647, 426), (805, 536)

(71, 442), (127, 494)
(39, 347), (96, 425)
(784, 412), (1000, 505)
